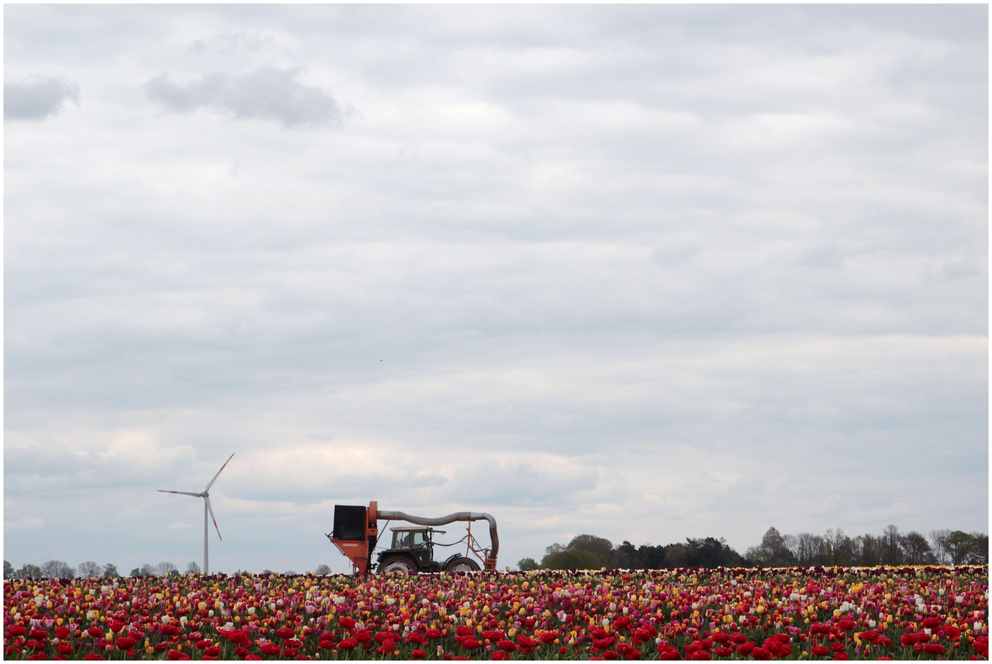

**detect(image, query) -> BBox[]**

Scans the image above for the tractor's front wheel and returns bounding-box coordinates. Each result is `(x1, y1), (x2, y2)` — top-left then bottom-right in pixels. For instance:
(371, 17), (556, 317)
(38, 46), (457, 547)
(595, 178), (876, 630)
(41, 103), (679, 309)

(379, 555), (418, 574)
(444, 557), (481, 573)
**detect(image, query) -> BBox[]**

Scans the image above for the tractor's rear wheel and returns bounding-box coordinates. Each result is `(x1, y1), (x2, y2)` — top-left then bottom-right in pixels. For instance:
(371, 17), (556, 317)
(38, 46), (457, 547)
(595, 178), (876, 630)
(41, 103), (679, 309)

(379, 555), (417, 575)
(444, 557), (481, 573)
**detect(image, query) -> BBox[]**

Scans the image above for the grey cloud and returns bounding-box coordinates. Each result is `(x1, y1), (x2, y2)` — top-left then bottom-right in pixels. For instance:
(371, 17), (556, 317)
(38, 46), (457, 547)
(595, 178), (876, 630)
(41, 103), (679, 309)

(4, 4), (986, 573)
(145, 67), (341, 127)
(4, 75), (79, 120)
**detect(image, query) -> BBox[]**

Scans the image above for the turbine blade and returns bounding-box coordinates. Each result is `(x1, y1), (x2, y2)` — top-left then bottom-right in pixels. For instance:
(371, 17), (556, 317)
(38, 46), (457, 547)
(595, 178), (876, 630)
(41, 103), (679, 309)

(158, 490), (203, 497)
(204, 453), (235, 492)
(205, 496), (222, 541)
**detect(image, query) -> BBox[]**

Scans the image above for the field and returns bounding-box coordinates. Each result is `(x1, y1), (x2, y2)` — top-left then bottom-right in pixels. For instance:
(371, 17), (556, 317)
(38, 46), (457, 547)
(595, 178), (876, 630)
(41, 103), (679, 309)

(3, 565), (988, 660)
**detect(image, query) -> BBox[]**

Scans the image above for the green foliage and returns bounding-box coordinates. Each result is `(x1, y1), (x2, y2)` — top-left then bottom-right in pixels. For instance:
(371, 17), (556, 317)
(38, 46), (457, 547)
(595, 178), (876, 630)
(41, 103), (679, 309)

(567, 534), (613, 559)
(945, 530), (978, 564)
(517, 557), (540, 571)
(542, 549), (608, 570)
(3, 561), (13, 579)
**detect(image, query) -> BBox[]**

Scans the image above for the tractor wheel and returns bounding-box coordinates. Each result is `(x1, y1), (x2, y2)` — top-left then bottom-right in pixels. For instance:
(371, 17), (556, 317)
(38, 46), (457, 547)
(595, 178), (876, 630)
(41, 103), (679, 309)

(379, 555), (417, 575)
(444, 557), (481, 573)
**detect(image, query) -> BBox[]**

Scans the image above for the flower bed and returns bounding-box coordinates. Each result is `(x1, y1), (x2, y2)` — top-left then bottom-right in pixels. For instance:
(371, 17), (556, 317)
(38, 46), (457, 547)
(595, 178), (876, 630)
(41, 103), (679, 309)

(3, 565), (988, 659)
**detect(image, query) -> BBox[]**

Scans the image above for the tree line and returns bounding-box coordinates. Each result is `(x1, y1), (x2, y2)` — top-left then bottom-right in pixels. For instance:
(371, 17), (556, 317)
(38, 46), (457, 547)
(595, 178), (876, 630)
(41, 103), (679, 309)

(518, 526), (989, 571)
(746, 526), (987, 567)
(3, 560), (336, 580)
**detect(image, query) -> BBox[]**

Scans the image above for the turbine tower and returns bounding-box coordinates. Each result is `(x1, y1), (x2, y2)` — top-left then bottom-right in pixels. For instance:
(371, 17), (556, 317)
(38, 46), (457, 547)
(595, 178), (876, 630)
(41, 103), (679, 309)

(158, 453), (234, 575)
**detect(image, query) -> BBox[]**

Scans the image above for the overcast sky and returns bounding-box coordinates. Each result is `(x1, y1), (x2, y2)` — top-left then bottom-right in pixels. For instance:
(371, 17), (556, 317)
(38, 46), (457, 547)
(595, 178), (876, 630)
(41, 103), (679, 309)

(4, 5), (988, 576)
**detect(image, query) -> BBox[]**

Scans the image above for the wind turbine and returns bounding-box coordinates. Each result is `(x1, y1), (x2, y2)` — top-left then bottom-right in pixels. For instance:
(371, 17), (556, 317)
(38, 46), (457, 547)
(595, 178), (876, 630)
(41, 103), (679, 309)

(158, 453), (234, 575)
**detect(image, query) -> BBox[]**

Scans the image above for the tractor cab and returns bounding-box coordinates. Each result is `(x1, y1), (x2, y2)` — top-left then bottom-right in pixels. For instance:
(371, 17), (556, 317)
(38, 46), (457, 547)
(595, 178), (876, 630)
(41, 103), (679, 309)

(374, 525), (482, 574)
(387, 526), (438, 569)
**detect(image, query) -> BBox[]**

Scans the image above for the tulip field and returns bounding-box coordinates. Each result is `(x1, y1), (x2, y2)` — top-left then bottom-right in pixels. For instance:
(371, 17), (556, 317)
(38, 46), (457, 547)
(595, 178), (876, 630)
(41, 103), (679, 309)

(3, 565), (988, 660)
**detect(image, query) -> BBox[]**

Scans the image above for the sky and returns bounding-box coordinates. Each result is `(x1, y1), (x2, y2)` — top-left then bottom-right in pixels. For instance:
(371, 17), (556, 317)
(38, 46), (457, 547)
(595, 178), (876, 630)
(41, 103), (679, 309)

(4, 4), (988, 576)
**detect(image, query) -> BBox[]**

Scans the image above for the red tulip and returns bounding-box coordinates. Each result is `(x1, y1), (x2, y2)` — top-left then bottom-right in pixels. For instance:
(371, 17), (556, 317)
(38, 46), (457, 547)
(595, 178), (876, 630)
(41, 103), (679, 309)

(260, 643), (282, 656)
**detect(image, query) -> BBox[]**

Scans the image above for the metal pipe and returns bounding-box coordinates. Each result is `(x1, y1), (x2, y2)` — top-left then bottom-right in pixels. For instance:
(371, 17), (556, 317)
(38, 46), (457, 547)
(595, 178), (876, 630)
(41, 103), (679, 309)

(376, 511), (499, 558)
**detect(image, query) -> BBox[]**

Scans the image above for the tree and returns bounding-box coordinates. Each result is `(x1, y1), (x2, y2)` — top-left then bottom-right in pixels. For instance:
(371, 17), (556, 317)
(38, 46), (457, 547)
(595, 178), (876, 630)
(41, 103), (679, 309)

(186, 561), (201, 575)
(3, 561), (13, 579)
(77, 561), (102, 578)
(613, 541), (637, 569)
(664, 542), (689, 568)
(157, 562), (178, 577)
(567, 534), (614, 560)
(970, 533), (988, 562)
(638, 544), (667, 569)
(102, 564), (120, 579)
(748, 527), (793, 566)
(130, 568), (141, 577)
(881, 525), (902, 565)
(901, 532), (934, 564)
(314, 564), (332, 575)
(929, 529), (951, 564)
(686, 537), (743, 568)
(41, 560), (75, 579)
(825, 528), (853, 566)
(542, 549), (607, 570)
(945, 531), (976, 564)
(857, 534), (882, 567)
(139, 563), (157, 576)
(17, 564), (43, 579)
(517, 558), (540, 571)
(545, 543), (566, 556)
(284, 570), (297, 576)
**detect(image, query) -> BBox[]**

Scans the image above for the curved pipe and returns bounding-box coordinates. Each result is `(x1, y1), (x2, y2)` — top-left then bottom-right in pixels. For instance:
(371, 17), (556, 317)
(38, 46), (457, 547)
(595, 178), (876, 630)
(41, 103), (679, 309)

(376, 510), (499, 559)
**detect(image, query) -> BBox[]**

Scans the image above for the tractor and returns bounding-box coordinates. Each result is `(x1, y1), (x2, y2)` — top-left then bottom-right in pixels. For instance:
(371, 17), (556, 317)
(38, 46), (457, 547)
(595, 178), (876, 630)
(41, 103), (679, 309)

(327, 501), (498, 574)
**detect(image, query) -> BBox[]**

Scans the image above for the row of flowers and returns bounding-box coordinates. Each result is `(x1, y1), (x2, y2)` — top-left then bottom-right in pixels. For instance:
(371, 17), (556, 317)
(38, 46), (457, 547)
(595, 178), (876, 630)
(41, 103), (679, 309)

(4, 565), (988, 660)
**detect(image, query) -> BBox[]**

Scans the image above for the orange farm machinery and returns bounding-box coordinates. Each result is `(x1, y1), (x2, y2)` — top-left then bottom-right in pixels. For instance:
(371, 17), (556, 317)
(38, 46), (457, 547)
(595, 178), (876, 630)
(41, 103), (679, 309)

(327, 501), (499, 573)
